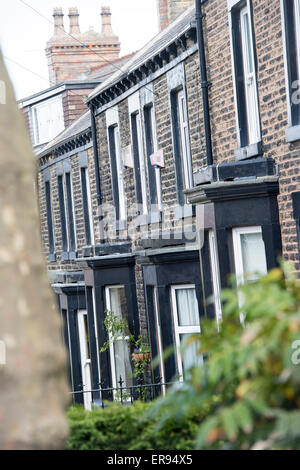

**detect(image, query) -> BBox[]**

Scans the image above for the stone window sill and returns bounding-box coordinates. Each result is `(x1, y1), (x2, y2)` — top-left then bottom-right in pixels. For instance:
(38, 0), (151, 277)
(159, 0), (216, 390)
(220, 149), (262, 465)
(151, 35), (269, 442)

(61, 251), (77, 261)
(48, 253), (56, 263)
(235, 141), (263, 161)
(286, 125), (300, 143)
(115, 219), (127, 231)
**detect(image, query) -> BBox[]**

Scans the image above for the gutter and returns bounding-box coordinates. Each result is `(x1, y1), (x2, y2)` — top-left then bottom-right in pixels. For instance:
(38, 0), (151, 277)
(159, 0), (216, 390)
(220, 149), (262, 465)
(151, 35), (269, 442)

(195, 0), (213, 166)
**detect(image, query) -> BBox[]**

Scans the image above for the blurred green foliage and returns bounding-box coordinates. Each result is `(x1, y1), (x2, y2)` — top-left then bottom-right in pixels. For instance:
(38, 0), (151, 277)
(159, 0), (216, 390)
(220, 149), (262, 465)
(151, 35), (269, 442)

(67, 267), (300, 450)
(150, 266), (300, 449)
(66, 402), (202, 450)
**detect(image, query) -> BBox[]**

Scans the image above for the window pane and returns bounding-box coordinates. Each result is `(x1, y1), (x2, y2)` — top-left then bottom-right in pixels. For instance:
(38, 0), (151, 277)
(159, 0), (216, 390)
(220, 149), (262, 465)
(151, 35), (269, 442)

(65, 172), (76, 251)
(240, 232), (267, 281)
(180, 333), (202, 373)
(175, 288), (199, 326)
(83, 313), (90, 360)
(109, 287), (128, 332)
(243, 12), (254, 74)
(114, 339), (133, 387)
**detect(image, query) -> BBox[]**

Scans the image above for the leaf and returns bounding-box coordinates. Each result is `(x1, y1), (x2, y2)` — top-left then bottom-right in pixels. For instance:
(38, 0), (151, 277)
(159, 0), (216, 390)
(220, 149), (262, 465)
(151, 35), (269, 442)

(195, 416), (219, 449)
(233, 402), (253, 434)
(221, 408), (238, 441)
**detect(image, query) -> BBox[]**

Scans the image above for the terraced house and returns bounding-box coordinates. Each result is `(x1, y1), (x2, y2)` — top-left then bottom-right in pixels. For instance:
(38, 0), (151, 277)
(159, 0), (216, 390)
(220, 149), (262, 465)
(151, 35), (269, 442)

(37, 0), (300, 409)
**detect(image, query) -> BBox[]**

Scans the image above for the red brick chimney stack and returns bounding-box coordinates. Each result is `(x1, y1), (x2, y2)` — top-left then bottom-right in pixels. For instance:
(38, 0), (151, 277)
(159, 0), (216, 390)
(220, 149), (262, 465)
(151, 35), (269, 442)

(158, 0), (169, 31)
(101, 6), (114, 36)
(46, 6), (121, 85)
(157, 0), (194, 31)
(53, 7), (65, 36)
(68, 7), (81, 35)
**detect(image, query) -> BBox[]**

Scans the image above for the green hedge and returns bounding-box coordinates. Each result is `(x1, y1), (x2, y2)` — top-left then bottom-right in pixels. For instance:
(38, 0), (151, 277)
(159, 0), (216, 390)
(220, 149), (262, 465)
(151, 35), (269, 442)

(66, 402), (202, 450)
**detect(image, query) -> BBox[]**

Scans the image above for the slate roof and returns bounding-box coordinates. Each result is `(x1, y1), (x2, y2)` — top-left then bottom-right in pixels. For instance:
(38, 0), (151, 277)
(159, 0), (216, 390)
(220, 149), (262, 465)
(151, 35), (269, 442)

(37, 110), (91, 157)
(38, 6), (196, 158)
(87, 6), (195, 102)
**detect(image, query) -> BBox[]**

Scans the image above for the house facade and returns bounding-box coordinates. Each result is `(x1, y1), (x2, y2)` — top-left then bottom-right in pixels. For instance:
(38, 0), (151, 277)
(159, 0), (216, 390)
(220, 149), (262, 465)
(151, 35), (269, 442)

(37, 0), (300, 408)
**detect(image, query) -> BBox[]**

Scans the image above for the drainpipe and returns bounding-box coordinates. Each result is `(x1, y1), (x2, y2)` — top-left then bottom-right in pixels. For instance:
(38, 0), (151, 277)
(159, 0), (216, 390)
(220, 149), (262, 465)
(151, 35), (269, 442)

(89, 103), (104, 241)
(195, 0), (213, 166)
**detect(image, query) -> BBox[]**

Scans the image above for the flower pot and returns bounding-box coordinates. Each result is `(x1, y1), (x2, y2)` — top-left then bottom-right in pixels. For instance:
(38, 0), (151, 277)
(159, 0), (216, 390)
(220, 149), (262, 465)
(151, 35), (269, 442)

(132, 352), (151, 362)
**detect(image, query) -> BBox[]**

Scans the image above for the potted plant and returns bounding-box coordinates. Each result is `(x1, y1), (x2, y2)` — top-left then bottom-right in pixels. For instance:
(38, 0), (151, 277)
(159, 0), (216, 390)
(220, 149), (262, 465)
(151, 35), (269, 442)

(131, 337), (151, 362)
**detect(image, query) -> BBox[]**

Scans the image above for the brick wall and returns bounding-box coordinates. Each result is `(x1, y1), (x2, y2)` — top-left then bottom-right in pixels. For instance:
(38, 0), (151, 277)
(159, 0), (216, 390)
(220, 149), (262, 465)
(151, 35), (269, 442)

(158, 0), (168, 31)
(168, 0), (194, 23)
(199, 0), (299, 271)
(38, 0), (300, 288)
(158, 0), (194, 30)
(62, 89), (91, 128)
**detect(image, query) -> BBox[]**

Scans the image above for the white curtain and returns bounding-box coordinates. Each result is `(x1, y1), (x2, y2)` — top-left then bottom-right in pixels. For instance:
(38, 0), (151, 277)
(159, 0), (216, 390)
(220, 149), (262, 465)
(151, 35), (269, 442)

(180, 334), (203, 372)
(109, 287), (132, 387)
(175, 288), (199, 326)
(114, 339), (133, 387)
(240, 232), (267, 281)
(109, 287), (128, 325)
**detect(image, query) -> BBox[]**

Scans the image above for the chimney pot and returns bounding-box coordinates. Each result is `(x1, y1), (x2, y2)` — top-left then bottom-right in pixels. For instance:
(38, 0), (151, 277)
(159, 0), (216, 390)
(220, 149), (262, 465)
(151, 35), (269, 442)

(68, 7), (81, 35)
(53, 7), (65, 36)
(101, 6), (113, 36)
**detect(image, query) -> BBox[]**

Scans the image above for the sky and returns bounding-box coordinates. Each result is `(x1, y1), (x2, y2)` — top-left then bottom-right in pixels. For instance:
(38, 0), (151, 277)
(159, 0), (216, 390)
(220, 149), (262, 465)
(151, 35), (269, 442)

(0, 0), (159, 100)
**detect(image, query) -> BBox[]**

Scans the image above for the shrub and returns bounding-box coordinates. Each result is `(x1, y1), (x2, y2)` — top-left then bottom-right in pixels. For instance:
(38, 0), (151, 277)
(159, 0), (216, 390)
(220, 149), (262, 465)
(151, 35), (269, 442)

(66, 402), (202, 450)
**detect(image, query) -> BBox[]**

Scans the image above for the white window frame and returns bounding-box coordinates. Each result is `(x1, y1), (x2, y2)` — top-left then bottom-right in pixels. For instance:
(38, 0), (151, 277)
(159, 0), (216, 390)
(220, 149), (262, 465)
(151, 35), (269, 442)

(92, 288), (101, 383)
(208, 231), (222, 325)
(145, 104), (162, 211)
(228, 0), (261, 148)
(240, 5), (260, 145)
(294, 0), (300, 79)
(153, 287), (166, 394)
(105, 285), (132, 391)
(77, 310), (92, 411)
(177, 89), (193, 190)
(106, 108), (126, 223)
(63, 171), (77, 252)
(81, 166), (95, 246)
(133, 111), (148, 215)
(113, 125), (126, 221)
(31, 95), (64, 146)
(232, 225), (268, 287)
(170, 284), (201, 382)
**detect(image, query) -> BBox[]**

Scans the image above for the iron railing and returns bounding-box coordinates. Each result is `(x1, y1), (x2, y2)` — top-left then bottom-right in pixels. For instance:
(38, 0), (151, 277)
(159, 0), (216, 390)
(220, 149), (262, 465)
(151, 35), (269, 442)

(70, 376), (174, 408)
